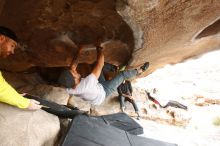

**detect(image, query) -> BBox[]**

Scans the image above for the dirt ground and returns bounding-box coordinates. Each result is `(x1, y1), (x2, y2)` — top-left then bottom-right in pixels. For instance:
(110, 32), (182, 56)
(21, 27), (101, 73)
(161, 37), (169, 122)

(133, 49), (220, 146)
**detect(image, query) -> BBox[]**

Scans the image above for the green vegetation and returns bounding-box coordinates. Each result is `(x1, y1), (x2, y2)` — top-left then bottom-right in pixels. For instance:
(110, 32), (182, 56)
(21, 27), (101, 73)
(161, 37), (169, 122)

(213, 117), (220, 126)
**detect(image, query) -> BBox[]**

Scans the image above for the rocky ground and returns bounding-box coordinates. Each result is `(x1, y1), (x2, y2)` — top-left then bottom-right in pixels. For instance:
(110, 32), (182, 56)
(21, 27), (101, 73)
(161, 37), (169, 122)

(133, 49), (220, 146)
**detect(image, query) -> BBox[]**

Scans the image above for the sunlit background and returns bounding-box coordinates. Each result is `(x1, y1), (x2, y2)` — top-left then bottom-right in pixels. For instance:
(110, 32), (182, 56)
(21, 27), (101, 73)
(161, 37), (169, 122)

(134, 49), (220, 146)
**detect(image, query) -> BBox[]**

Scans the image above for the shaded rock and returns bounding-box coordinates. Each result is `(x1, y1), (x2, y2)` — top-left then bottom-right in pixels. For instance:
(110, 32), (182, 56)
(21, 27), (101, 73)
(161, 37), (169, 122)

(25, 84), (69, 105)
(68, 95), (91, 112)
(2, 71), (45, 89)
(3, 71), (69, 105)
(0, 0), (134, 71)
(0, 0), (5, 16)
(90, 96), (121, 116)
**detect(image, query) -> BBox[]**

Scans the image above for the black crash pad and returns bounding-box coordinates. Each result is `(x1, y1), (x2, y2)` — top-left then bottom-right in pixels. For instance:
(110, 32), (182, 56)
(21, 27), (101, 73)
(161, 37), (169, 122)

(93, 112), (143, 135)
(24, 94), (86, 118)
(61, 115), (177, 146)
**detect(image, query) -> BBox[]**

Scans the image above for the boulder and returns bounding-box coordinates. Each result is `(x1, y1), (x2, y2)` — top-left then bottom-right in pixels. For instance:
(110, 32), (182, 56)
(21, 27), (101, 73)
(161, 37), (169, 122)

(0, 103), (60, 146)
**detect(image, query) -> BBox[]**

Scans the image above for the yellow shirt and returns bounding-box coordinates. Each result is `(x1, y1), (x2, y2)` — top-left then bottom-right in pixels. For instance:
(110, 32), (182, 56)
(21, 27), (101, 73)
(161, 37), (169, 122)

(0, 71), (30, 108)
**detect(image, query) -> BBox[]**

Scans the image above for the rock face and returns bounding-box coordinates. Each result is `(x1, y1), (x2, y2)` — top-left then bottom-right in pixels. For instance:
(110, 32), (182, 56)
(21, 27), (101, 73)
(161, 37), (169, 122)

(0, 0), (133, 71)
(0, 71), (70, 146)
(116, 0), (220, 73)
(0, 0), (219, 74)
(0, 103), (60, 146)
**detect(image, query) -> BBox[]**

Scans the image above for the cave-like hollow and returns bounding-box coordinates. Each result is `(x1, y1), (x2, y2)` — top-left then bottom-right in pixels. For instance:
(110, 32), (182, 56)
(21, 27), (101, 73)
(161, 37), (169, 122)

(0, 0), (136, 82)
(196, 18), (220, 39)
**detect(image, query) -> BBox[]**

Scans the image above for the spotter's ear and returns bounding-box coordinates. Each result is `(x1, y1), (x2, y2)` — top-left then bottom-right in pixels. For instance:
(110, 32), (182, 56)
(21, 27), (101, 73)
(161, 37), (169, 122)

(0, 35), (6, 42)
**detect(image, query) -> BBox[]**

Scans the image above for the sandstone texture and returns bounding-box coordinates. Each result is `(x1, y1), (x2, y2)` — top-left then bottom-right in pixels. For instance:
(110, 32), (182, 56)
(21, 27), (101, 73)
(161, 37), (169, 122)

(0, 0), (219, 74)
(0, 103), (60, 146)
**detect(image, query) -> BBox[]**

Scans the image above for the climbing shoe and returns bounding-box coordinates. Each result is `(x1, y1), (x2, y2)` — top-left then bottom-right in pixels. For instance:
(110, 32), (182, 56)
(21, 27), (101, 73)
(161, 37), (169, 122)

(119, 65), (126, 72)
(140, 62), (149, 72)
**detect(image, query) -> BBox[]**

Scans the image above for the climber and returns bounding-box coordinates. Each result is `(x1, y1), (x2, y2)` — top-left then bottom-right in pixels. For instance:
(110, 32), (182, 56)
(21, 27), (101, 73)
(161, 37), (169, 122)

(58, 43), (150, 105)
(117, 80), (140, 120)
(0, 26), (42, 110)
